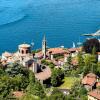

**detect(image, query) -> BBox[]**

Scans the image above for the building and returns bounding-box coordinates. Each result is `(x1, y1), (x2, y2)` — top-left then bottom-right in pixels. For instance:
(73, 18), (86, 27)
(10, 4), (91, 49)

(1, 43), (52, 84)
(96, 82), (100, 88)
(82, 73), (99, 91)
(42, 35), (46, 59)
(12, 91), (24, 99)
(1, 43), (39, 73)
(68, 47), (81, 57)
(97, 52), (100, 62)
(88, 89), (100, 100)
(18, 43), (38, 73)
(1, 52), (14, 64)
(47, 48), (69, 60)
(35, 67), (51, 84)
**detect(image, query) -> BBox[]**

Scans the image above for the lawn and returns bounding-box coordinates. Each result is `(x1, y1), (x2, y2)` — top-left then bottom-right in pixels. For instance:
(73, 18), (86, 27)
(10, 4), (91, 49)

(58, 77), (80, 89)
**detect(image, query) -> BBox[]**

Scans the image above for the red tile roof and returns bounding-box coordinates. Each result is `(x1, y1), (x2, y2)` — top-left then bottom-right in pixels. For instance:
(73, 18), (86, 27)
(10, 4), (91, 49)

(88, 89), (100, 100)
(82, 73), (97, 86)
(86, 73), (97, 78)
(96, 82), (100, 87)
(35, 51), (43, 58)
(47, 48), (68, 55)
(13, 91), (24, 98)
(97, 52), (100, 55)
(68, 48), (77, 52)
(2, 52), (12, 57)
(68, 47), (81, 52)
(35, 67), (51, 80)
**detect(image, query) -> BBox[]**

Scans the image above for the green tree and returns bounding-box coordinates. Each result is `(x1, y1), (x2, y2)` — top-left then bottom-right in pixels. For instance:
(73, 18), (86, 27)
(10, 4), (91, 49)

(33, 80), (46, 98)
(51, 69), (64, 86)
(29, 71), (35, 84)
(83, 54), (97, 76)
(26, 71), (35, 94)
(5, 63), (29, 77)
(83, 38), (100, 53)
(26, 71), (45, 98)
(97, 63), (100, 77)
(0, 63), (29, 99)
(51, 72), (58, 86)
(78, 52), (84, 67)
(48, 88), (65, 100)
(92, 46), (96, 55)
(70, 80), (87, 99)
(0, 75), (11, 98)
(67, 55), (72, 65)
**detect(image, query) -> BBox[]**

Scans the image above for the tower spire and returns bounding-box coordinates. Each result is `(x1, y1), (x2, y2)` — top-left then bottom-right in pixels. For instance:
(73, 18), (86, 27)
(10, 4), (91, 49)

(43, 34), (46, 41)
(42, 34), (46, 59)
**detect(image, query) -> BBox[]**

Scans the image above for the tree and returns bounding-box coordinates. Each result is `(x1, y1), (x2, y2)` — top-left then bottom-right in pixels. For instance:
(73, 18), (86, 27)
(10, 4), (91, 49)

(26, 71), (35, 94)
(97, 63), (100, 77)
(48, 88), (65, 100)
(78, 52), (84, 67)
(5, 63), (29, 77)
(51, 69), (64, 87)
(29, 71), (35, 84)
(70, 80), (87, 99)
(21, 93), (39, 100)
(33, 80), (46, 98)
(26, 71), (45, 98)
(92, 46), (96, 55)
(0, 63), (30, 99)
(0, 75), (11, 98)
(67, 55), (72, 65)
(83, 38), (100, 53)
(83, 54), (97, 76)
(51, 70), (58, 87)
(0, 67), (5, 77)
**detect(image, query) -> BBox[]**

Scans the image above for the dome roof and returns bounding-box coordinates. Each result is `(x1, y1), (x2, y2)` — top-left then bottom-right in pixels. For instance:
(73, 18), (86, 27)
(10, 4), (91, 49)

(19, 44), (31, 48)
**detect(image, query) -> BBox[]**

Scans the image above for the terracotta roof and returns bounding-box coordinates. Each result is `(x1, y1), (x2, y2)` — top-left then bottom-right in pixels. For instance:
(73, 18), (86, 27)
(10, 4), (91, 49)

(68, 47), (81, 52)
(53, 60), (59, 66)
(88, 89), (100, 100)
(47, 48), (67, 55)
(82, 73), (97, 86)
(13, 91), (24, 98)
(68, 48), (77, 52)
(96, 82), (100, 87)
(86, 73), (97, 78)
(35, 51), (43, 58)
(35, 67), (51, 80)
(64, 54), (70, 57)
(97, 52), (100, 55)
(2, 52), (12, 57)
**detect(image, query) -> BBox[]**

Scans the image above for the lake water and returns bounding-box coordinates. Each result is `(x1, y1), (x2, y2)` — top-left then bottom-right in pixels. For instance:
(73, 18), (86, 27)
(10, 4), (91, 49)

(0, 0), (100, 53)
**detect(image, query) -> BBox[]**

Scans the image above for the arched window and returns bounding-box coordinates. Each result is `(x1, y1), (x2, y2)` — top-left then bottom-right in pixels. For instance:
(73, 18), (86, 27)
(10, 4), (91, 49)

(22, 50), (24, 54)
(26, 50), (29, 54)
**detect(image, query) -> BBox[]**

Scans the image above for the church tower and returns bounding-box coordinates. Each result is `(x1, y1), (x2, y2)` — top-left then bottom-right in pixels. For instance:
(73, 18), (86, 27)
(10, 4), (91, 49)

(42, 35), (46, 59)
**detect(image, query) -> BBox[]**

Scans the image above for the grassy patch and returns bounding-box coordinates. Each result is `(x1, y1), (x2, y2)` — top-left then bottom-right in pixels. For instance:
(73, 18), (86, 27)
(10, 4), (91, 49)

(58, 77), (80, 89)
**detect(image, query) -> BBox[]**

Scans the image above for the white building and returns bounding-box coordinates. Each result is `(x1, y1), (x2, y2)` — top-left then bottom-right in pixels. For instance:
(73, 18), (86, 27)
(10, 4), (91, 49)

(98, 52), (100, 62)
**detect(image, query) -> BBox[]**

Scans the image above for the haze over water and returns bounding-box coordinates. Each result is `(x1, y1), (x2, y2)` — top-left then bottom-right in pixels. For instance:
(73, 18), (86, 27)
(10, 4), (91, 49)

(0, 0), (100, 53)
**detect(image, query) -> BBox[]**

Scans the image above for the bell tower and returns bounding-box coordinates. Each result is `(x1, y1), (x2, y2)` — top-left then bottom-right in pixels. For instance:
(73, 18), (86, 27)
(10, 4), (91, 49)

(42, 35), (46, 59)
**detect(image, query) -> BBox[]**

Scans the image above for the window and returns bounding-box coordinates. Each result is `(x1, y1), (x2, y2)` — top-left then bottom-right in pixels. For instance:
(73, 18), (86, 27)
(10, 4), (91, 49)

(26, 50), (29, 54)
(22, 50), (24, 54)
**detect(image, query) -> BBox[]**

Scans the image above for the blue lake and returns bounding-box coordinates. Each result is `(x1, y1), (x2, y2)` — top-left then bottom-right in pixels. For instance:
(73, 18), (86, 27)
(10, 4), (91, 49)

(0, 0), (100, 53)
